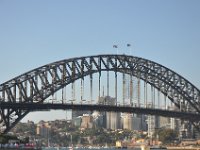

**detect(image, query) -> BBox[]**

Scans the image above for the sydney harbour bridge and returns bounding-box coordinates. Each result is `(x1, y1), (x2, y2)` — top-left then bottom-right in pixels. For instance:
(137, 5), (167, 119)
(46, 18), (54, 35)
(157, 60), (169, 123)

(0, 54), (200, 134)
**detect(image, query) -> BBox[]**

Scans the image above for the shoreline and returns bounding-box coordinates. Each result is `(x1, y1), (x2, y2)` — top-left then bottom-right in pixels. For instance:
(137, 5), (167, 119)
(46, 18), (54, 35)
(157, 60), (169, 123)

(167, 147), (200, 150)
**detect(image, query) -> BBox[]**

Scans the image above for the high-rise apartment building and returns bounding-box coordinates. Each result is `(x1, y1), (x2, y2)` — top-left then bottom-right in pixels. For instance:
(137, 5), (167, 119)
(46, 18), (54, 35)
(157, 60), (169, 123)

(147, 115), (155, 138)
(98, 96), (121, 130)
(122, 113), (133, 130)
(36, 121), (51, 137)
(81, 114), (93, 129)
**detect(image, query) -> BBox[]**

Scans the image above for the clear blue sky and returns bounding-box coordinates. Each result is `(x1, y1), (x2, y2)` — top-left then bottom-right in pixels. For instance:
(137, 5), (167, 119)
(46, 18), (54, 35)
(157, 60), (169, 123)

(0, 0), (200, 122)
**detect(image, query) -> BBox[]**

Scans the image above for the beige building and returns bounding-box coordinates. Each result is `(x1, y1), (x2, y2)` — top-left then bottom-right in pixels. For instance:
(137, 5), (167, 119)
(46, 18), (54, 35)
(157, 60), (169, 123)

(106, 111), (120, 130)
(122, 113), (133, 130)
(36, 121), (51, 137)
(81, 114), (93, 129)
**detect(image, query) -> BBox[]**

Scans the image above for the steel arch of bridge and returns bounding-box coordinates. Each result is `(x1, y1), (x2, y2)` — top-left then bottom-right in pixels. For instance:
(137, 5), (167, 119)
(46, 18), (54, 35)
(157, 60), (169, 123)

(0, 54), (200, 133)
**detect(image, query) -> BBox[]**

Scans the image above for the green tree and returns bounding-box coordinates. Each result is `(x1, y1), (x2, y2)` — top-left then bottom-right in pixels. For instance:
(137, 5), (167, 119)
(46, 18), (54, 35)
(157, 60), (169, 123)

(94, 133), (113, 145)
(154, 128), (178, 144)
(0, 134), (18, 144)
(20, 137), (29, 144)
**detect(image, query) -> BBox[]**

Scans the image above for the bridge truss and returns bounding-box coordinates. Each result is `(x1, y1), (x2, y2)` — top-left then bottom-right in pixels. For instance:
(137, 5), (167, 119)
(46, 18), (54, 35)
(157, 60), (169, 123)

(0, 54), (199, 133)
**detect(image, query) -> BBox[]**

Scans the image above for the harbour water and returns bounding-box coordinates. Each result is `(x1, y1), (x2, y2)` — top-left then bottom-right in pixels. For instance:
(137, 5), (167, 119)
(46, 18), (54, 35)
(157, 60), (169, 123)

(42, 148), (140, 150)
(44, 147), (200, 150)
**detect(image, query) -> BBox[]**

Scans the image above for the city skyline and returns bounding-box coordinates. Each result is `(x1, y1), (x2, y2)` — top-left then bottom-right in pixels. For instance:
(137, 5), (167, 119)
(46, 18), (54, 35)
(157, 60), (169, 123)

(0, 0), (200, 122)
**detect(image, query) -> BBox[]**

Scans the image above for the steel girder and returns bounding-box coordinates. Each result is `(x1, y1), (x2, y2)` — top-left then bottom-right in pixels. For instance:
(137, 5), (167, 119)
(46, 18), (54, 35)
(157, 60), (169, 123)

(0, 54), (199, 133)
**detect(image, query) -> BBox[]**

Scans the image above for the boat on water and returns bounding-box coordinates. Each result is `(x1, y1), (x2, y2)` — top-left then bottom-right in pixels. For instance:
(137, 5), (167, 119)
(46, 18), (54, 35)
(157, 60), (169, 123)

(68, 146), (73, 150)
(127, 145), (167, 150)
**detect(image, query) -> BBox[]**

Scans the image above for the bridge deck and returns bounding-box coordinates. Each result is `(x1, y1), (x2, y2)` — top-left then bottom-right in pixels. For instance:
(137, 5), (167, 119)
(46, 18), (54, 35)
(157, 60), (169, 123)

(0, 102), (199, 122)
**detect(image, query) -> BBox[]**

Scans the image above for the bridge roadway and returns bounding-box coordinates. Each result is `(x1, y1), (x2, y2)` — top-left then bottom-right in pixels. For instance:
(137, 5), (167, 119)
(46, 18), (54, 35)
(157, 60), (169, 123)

(0, 102), (199, 122)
